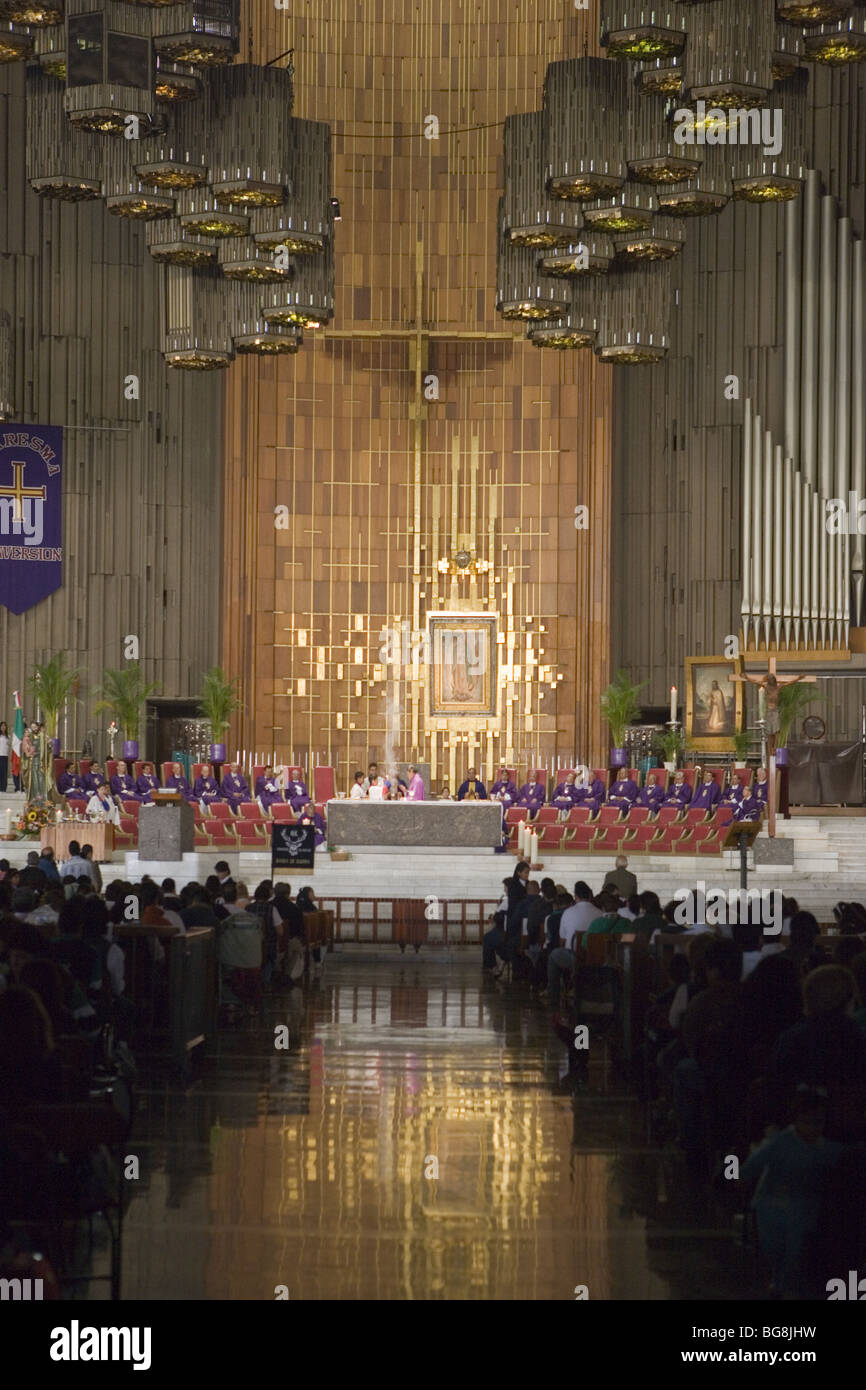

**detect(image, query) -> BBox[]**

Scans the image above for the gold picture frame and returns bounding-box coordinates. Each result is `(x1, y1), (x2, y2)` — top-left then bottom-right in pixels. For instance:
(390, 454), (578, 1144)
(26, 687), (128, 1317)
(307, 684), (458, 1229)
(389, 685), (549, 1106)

(428, 613), (498, 719)
(685, 655), (743, 752)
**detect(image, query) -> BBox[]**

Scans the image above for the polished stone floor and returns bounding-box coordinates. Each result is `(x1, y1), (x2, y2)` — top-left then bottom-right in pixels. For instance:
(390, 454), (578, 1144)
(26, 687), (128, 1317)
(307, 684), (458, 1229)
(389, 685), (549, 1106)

(118, 956), (762, 1301)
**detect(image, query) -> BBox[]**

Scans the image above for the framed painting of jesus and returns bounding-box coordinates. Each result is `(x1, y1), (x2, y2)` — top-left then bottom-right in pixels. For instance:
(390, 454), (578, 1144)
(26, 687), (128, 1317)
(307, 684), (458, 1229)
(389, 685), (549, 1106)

(428, 614), (498, 719)
(686, 656), (743, 753)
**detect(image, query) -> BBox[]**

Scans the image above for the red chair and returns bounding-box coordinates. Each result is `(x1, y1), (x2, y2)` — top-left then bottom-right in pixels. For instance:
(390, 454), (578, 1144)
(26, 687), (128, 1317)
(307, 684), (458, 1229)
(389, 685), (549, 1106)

(565, 826), (595, 852)
(207, 823), (237, 847)
(626, 825), (660, 852)
(680, 767), (698, 789)
(593, 828), (626, 853)
(672, 831), (697, 854)
(732, 767), (754, 791)
(535, 806), (559, 825)
(531, 769), (548, 789)
(690, 823), (715, 842)
(106, 759), (118, 781)
(192, 763), (208, 782)
(505, 807), (525, 825)
(251, 763), (266, 789)
(78, 759), (91, 778)
(539, 825), (566, 850)
(210, 802), (235, 820)
(597, 805), (625, 827)
(313, 765), (336, 803)
(647, 769), (669, 792)
(592, 768), (610, 790)
(133, 761), (144, 781)
(237, 821), (268, 846)
(628, 807), (652, 825)
(121, 799), (140, 820)
(272, 803), (295, 822)
(655, 805), (681, 826)
(685, 807), (710, 826)
(702, 767), (727, 790)
(698, 832), (726, 855)
(712, 806), (734, 828)
(119, 816), (137, 836)
(161, 761), (175, 784)
(239, 803), (263, 820)
(566, 806), (594, 826)
(194, 828), (211, 849)
(654, 826), (685, 851)
(624, 768), (640, 784)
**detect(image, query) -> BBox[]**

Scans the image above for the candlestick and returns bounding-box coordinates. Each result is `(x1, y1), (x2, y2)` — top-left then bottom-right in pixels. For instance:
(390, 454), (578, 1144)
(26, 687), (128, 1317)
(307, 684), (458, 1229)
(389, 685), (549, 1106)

(670, 685), (677, 724)
(529, 830), (540, 867)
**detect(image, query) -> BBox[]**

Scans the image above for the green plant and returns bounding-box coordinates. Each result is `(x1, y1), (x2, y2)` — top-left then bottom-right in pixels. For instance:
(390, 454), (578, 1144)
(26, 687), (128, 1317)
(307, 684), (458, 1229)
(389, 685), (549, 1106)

(600, 669), (647, 748)
(198, 666), (242, 744)
(654, 726), (683, 764)
(27, 654), (79, 741)
(732, 728), (751, 761)
(94, 665), (159, 742)
(777, 681), (828, 748)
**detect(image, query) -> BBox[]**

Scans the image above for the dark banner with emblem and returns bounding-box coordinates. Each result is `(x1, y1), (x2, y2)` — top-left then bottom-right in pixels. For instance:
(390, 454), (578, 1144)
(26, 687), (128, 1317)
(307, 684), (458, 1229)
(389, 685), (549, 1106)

(271, 821), (316, 872)
(0, 425), (63, 614)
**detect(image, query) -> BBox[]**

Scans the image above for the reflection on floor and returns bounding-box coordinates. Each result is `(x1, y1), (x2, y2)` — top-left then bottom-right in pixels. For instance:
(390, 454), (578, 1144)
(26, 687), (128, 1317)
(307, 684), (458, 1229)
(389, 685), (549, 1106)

(120, 957), (763, 1301)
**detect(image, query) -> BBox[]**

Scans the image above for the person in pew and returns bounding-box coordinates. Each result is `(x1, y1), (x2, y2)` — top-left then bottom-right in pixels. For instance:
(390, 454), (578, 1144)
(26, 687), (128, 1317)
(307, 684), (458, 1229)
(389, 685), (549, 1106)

(753, 766), (770, 807)
(298, 801), (326, 848)
(165, 761), (196, 802)
(221, 763), (252, 813)
(286, 773), (311, 812)
(607, 775), (637, 813)
(255, 766), (285, 814)
(581, 891), (632, 947)
(0, 986), (68, 1107)
(690, 770), (721, 813)
(110, 759), (141, 803)
(457, 768), (488, 800)
(193, 763), (223, 809)
(635, 771), (665, 812)
(81, 762), (107, 797)
(490, 767), (519, 807)
(551, 771), (579, 811)
(136, 762), (160, 803)
(349, 771), (366, 800)
(85, 783), (121, 826)
(57, 760), (83, 798)
(663, 769), (692, 809)
(515, 773), (544, 811)
(572, 767), (606, 814)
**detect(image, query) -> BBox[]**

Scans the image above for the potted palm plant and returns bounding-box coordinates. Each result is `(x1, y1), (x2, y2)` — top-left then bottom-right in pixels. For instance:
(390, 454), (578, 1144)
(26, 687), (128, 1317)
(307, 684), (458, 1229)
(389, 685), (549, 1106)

(199, 666), (242, 764)
(94, 665), (159, 761)
(776, 683), (827, 765)
(732, 728), (750, 768)
(600, 669), (646, 768)
(27, 654), (79, 792)
(654, 726), (683, 773)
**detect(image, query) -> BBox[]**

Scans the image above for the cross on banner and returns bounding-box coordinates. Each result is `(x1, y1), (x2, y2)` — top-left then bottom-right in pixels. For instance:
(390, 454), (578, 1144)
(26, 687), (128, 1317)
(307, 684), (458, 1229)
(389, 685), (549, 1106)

(0, 460), (47, 524)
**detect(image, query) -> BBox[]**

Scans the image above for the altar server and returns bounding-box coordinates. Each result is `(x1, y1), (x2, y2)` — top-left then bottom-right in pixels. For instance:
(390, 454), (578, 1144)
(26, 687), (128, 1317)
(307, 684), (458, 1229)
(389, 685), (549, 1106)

(166, 761), (196, 802)
(194, 763), (223, 808)
(607, 775), (638, 813)
(349, 772), (366, 800)
(136, 762), (160, 803)
(299, 801), (326, 848)
(110, 760), (141, 802)
(86, 785), (121, 826)
(255, 767), (284, 814)
(662, 770), (692, 809)
(490, 768), (518, 807)
(635, 771), (665, 812)
(690, 770), (721, 813)
(457, 768), (488, 800)
(222, 763), (252, 812)
(515, 774), (544, 810)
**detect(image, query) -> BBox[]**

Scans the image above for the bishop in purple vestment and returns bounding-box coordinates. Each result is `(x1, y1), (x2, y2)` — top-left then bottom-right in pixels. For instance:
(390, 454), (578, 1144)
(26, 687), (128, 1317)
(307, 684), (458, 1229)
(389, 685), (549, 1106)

(490, 768), (518, 807)
(81, 763), (107, 797)
(607, 777), (638, 812)
(754, 768), (769, 807)
(255, 768), (285, 813)
(299, 802), (326, 848)
(57, 762), (83, 798)
(690, 771), (721, 812)
(286, 776), (310, 812)
(635, 771), (665, 811)
(110, 760), (142, 803)
(733, 793), (762, 822)
(516, 776), (545, 810)
(221, 764), (252, 812)
(662, 772), (692, 809)
(551, 771), (579, 810)
(194, 764), (223, 806)
(166, 761), (196, 802)
(572, 769), (606, 813)
(720, 781), (745, 809)
(136, 763), (160, 803)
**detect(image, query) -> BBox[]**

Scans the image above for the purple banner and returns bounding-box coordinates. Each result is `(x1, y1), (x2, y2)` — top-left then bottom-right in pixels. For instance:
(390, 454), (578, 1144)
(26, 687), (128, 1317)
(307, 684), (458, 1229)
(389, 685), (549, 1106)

(0, 425), (63, 614)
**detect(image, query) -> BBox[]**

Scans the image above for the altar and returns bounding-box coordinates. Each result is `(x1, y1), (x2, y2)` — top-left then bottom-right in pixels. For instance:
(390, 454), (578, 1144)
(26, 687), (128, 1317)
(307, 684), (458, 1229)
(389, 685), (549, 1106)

(41, 822), (115, 862)
(326, 799), (503, 849)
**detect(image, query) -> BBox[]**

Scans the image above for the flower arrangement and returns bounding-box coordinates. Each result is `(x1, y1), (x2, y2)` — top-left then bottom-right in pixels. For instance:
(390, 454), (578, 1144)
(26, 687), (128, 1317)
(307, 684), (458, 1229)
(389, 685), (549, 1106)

(16, 797), (55, 836)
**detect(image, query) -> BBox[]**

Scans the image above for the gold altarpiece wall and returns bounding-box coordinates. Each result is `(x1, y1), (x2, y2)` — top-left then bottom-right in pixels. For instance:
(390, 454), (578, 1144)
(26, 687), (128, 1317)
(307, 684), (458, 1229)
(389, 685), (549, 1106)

(222, 0), (613, 787)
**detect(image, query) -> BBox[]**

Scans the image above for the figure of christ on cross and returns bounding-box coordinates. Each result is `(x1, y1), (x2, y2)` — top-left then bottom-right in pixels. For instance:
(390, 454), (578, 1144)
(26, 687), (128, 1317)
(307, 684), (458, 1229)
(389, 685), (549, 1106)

(729, 657), (816, 836)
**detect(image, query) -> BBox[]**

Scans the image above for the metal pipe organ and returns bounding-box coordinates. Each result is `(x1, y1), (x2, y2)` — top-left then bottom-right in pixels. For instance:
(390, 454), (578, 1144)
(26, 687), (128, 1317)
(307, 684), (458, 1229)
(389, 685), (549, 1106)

(741, 168), (865, 652)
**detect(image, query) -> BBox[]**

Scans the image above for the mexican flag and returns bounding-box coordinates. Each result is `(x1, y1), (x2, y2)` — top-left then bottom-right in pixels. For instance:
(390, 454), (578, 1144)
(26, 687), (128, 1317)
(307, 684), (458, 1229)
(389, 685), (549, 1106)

(11, 691), (23, 779)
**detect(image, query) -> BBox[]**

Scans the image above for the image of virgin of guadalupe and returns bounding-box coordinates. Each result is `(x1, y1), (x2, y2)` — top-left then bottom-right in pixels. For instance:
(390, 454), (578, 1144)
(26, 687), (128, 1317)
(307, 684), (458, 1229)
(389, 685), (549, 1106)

(706, 679), (727, 732)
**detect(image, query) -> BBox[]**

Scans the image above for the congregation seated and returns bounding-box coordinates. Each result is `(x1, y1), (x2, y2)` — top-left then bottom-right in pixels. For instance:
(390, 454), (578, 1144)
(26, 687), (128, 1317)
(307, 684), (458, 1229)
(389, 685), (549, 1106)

(165, 761), (196, 801)
(193, 763), (223, 806)
(136, 762), (160, 803)
(256, 767), (285, 813)
(490, 767), (518, 807)
(635, 771), (665, 811)
(607, 774), (637, 813)
(57, 761), (82, 798)
(515, 774), (543, 810)
(110, 759), (140, 802)
(457, 768), (487, 800)
(221, 763), (252, 812)
(663, 769), (692, 809)
(690, 770), (720, 812)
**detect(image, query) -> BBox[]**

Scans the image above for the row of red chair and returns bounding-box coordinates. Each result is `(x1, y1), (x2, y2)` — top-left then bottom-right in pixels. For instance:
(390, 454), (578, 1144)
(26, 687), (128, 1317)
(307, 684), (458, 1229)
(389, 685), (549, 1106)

(509, 806), (737, 855)
(506, 804), (736, 829)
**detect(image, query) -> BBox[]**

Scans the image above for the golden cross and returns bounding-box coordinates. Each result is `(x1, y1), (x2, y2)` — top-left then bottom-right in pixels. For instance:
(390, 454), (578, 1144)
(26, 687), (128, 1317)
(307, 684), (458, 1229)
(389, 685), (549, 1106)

(0, 461), (47, 524)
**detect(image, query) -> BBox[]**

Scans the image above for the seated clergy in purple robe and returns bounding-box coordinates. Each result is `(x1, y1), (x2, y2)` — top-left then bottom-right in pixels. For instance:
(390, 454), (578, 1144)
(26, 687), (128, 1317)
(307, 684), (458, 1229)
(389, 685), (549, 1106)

(635, 771), (665, 811)
(298, 802), (326, 848)
(136, 762), (160, 803)
(720, 780), (745, 809)
(572, 768), (606, 813)
(662, 771), (692, 808)
(286, 774), (310, 812)
(110, 760), (141, 803)
(255, 767), (285, 814)
(607, 776), (638, 813)
(516, 775), (545, 810)
(221, 764), (252, 812)
(82, 763), (109, 798)
(165, 761), (196, 802)
(733, 791), (762, 822)
(193, 764), (223, 806)
(490, 767), (519, 807)
(457, 769), (488, 800)
(690, 771), (721, 813)
(551, 771), (580, 810)
(753, 768), (770, 807)
(57, 761), (83, 798)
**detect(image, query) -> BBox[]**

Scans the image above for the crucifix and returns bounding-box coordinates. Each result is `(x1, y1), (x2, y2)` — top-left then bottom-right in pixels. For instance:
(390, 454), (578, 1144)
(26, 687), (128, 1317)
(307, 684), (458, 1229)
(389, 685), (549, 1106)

(729, 656), (816, 837)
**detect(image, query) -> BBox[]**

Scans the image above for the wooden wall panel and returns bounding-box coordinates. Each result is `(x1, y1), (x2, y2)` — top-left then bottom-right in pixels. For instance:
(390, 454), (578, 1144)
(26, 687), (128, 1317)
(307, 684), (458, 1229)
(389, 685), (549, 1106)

(222, 0), (614, 779)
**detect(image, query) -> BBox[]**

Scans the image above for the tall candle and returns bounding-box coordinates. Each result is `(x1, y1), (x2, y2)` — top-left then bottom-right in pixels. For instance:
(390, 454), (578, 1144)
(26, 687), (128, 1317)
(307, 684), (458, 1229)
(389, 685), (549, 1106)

(670, 685), (677, 723)
(518, 819), (526, 856)
(5, 808), (11, 833)
(529, 830), (540, 867)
